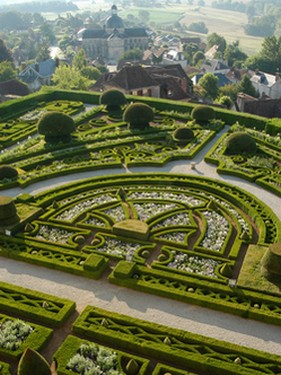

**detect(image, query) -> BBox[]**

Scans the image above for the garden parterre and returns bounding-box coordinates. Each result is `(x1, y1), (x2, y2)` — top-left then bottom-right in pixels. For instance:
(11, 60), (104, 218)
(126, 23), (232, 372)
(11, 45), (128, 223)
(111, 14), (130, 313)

(0, 90), (280, 374)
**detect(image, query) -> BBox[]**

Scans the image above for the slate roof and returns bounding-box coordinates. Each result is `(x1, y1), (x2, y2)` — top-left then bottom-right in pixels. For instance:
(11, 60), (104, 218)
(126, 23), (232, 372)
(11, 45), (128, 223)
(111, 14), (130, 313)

(78, 27), (147, 40)
(110, 65), (158, 90)
(251, 71), (280, 88)
(0, 79), (30, 96)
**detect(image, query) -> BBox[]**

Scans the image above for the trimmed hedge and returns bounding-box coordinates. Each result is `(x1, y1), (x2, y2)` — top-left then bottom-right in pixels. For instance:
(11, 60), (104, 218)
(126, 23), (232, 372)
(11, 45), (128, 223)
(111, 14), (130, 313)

(73, 305), (281, 375)
(191, 105), (215, 123)
(123, 103), (154, 129)
(109, 259), (281, 326)
(0, 165), (18, 180)
(226, 132), (257, 154)
(100, 89), (127, 110)
(17, 348), (51, 375)
(54, 335), (149, 375)
(0, 314), (52, 361)
(37, 111), (75, 142)
(0, 281), (75, 327)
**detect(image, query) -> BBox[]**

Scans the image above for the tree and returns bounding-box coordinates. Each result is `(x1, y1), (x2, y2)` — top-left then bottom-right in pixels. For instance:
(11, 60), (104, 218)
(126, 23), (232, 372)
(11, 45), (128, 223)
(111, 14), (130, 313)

(0, 39), (13, 63)
(206, 33), (227, 53)
(237, 75), (258, 97)
(51, 65), (89, 90)
(118, 48), (143, 63)
(0, 61), (16, 82)
(219, 83), (239, 101)
(81, 66), (102, 80)
(245, 15), (275, 37)
(187, 22), (208, 34)
(36, 42), (50, 62)
(223, 41), (247, 67)
(72, 48), (87, 71)
(192, 51), (205, 66)
(198, 73), (219, 100)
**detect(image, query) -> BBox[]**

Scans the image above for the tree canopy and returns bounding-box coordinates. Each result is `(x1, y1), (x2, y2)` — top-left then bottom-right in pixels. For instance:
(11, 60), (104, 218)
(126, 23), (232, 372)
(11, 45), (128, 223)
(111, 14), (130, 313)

(51, 65), (89, 90)
(0, 39), (13, 63)
(198, 73), (219, 100)
(0, 61), (16, 82)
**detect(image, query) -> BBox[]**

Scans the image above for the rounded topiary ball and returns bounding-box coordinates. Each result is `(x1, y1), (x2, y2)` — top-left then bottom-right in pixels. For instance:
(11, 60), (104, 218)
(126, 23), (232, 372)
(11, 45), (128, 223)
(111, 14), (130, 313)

(37, 111), (75, 142)
(174, 127), (194, 141)
(123, 103), (154, 130)
(0, 196), (19, 226)
(0, 165), (18, 180)
(226, 131), (257, 155)
(191, 105), (215, 123)
(99, 89), (127, 110)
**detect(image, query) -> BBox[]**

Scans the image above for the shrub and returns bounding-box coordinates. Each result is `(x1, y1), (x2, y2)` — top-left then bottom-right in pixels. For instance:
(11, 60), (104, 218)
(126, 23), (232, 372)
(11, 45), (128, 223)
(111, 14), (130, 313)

(0, 196), (19, 226)
(37, 111), (75, 142)
(173, 127), (194, 141)
(191, 105), (215, 124)
(0, 165), (18, 180)
(265, 118), (281, 136)
(262, 243), (281, 276)
(225, 131), (257, 154)
(17, 348), (51, 375)
(99, 89), (127, 111)
(123, 103), (154, 130)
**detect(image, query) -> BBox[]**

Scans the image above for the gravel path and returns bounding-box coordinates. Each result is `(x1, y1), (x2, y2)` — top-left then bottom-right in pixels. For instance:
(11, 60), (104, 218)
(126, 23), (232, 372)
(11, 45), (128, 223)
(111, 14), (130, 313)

(1, 257), (281, 356)
(1, 129), (281, 356)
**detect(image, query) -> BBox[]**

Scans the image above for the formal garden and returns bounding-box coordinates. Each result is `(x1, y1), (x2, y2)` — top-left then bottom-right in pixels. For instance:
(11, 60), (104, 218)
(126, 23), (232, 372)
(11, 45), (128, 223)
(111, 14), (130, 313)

(0, 88), (280, 374)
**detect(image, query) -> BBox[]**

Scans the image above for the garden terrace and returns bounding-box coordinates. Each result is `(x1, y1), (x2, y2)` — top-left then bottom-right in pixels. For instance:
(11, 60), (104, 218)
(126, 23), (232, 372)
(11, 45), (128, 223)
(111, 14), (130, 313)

(0, 173), (280, 326)
(205, 125), (281, 197)
(0, 90), (280, 373)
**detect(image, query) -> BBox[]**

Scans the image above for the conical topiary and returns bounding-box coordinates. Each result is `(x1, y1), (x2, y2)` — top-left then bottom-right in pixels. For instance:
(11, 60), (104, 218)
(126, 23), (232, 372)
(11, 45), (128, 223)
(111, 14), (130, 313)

(17, 348), (51, 375)
(125, 359), (139, 375)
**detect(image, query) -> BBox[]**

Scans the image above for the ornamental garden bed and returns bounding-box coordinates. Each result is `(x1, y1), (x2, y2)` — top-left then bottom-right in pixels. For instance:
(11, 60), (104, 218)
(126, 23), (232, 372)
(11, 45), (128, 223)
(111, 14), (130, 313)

(0, 173), (280, 327)
(0, 90), (280, 374)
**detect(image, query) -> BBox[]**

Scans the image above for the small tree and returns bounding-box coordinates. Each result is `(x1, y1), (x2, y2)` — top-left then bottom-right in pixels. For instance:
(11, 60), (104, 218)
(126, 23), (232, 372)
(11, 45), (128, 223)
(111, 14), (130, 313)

(238, 74), (258, 97)
(37, 111), (75, 143)
(198, 73), (219, 100)
(123, 103), (154, 130)
(0, 196), (19, 226)
(100, 89), (127, 111)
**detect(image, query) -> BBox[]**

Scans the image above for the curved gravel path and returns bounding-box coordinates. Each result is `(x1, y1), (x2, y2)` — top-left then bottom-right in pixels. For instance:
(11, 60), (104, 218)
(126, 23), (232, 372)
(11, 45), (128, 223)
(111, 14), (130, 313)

(1, 129), (281, 356)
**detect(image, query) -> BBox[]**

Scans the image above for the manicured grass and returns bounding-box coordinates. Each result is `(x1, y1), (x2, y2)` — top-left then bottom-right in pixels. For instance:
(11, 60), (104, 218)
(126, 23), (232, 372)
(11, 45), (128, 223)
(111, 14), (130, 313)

(237, 244), (281, 295)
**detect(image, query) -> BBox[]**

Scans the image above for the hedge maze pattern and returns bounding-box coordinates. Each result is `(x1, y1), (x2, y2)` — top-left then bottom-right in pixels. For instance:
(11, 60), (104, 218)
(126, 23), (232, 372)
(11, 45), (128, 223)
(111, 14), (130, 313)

(0, 172), (280, 326)
(0, 92), (280, 374)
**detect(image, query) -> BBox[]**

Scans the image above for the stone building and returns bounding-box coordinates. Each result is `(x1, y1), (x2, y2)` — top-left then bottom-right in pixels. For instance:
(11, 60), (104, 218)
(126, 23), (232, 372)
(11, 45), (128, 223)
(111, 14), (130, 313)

(77, 5), (148, 64)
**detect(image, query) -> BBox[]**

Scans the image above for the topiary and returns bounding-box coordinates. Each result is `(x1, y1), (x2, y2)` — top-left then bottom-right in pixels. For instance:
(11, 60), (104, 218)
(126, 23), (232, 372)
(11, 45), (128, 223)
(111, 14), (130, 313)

(261, 243), (281, 276)
(99, 89), (127, 111)
(37, 111), (75, 142)
(0, 165), (18, 180)
(173, 127), (194, 142)
(17, 348), (51, 375)
(0, 196), (19, 226)
(226, 131), (257, 155)
(191, 105), (215, 124)
(123, 103), (154, 130)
